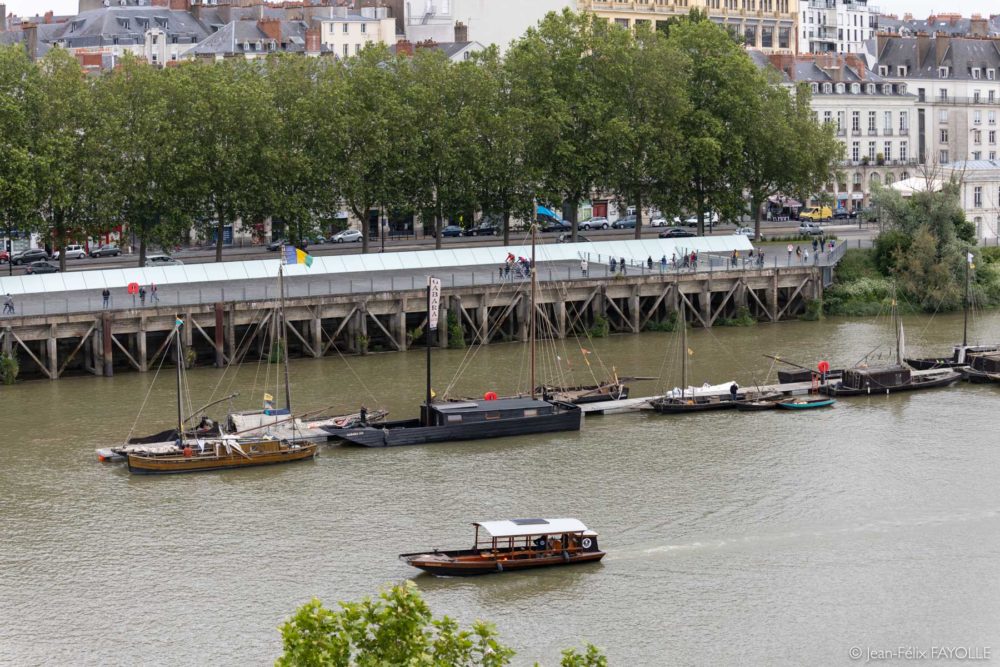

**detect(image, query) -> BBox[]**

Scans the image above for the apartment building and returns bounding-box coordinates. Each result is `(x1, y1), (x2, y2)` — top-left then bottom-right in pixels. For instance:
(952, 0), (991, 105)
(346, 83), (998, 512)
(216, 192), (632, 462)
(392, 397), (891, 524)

(800, 0), (877, 54)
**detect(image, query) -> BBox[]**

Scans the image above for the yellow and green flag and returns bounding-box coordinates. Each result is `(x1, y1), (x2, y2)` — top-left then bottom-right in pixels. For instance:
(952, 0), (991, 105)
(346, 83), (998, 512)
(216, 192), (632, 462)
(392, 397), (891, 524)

(282, 245), (313, 267)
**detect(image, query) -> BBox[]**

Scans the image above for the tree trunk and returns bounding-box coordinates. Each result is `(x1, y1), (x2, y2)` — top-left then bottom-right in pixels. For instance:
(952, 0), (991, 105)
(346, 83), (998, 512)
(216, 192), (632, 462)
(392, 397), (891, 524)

(567, 197), (579, 242)
(361, 206), (370, 255)
(139, 236), (147, 268)
(56, 213), (66, 272)
(215, 204), (225, 263)
(435, 199), (443, 250)
(634, 192), (643, 240)
(502, 209), (510, 246)
(753, 195), (764, 242)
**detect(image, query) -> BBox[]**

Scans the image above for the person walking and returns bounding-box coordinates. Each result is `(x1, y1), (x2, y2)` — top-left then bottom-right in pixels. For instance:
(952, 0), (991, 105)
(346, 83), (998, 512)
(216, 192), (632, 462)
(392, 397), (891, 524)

(647, 256), (653, 271)
(787, 243), (794, 264)
(499, 264), (504, 280)
(138, 285), (146, 306)
(812, 238), (819, 255)
(150, 282), (159, 303)
(619, 257), (627, 275)
(2, 293), (13, 315)
(795, 245), (802, 262)
(804, 249), (809, 264)
(102, 288), (110, 309)
(729, 382), (739, 402)
(580, 258), (588, 277)
(610, 257), (617, 273)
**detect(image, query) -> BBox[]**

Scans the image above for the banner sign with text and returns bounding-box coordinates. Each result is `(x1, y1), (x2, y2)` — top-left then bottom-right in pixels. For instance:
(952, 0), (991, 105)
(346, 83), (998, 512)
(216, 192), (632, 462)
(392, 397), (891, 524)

(428, 277), (441, 331)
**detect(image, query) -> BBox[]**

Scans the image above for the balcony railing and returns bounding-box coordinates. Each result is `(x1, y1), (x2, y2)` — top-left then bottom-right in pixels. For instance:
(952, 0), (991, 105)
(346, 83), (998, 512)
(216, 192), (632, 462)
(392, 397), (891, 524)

(883, 128), (893, 136)
(867, 128), (878, 135)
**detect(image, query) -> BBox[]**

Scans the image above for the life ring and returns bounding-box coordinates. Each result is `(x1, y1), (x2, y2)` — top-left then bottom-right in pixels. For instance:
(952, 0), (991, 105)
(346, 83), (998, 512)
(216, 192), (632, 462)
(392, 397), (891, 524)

(484, 391), (498, 401)
(581, 537), (593, 549)
(534, 537), (546, 548)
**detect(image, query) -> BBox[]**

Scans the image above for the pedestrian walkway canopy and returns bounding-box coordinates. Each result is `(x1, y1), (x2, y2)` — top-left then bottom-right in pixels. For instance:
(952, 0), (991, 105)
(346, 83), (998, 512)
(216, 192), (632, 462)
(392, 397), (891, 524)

(0, 236), (752, 296)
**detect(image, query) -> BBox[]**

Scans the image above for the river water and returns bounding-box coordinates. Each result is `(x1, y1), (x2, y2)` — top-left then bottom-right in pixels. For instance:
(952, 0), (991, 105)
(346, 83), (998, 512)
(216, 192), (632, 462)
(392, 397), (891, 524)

(2, 312), (1000, 666)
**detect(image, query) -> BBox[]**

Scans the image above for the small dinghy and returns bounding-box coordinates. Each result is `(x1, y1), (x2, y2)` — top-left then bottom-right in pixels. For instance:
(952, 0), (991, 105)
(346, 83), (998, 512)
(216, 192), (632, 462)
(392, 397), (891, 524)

(776, 397), (836, 410)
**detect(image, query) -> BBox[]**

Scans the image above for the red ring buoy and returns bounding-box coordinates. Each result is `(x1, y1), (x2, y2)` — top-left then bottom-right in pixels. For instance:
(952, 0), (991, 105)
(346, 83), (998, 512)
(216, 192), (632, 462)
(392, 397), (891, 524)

(818, 360), (830, 373)
(484, 391), (498, 401)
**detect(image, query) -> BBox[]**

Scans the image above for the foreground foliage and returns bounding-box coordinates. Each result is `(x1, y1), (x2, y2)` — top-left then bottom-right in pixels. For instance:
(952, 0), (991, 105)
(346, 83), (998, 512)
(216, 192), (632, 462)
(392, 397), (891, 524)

(277, 582), (605, 667)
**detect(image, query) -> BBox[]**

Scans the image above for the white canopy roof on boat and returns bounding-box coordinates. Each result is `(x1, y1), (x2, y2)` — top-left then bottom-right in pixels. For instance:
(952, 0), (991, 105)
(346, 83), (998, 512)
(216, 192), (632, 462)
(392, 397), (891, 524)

(474, 518), (590, 537)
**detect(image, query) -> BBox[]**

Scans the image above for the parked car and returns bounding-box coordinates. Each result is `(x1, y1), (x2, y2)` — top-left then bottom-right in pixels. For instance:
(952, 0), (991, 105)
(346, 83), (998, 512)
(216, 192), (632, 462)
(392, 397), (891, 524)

(331, 229), (363, 243)
(267, 238), (287, 251)
(11, 248), (49, 265)
(557, 232), (591, 243)
(89, 244), (120, 258)
(733, 227), (755, 236)
(53, 244), (87, 260)
(464, 221), (497, 236)
(660, 228), (696, 238)
(145, 254), (184, 267)
(436, 225), (463, 238)
(579, 217), (609, 230)
(650, 217), (669, 227)
(798, 222), (824, 235)
(612, 215), (636, 229)
(833, 208), (855, 220)
(25, 260), (59, 274)
(800, 206), (832, 222)
(680, 212), (720, 228)
(0, 250), (8, 263)
(541, 220), (571, 233)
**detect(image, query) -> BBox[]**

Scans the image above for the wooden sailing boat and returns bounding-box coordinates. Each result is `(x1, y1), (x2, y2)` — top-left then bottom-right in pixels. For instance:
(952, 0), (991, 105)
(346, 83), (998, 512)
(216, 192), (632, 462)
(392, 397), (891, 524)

(325, 225), (581, 447)
(905, 253), (998, 371)
(126, 306), (318, 474)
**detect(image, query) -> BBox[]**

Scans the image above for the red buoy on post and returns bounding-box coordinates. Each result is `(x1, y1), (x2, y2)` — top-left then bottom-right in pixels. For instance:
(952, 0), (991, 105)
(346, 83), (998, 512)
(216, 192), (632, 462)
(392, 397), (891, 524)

(484, 391), (498, 401)
(817, 360), (830, 373)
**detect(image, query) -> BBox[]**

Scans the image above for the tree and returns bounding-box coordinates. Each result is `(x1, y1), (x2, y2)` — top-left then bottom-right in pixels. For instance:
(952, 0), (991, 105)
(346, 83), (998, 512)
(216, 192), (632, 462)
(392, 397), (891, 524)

(506, 10), (616, 241)
(30, 49), (106, 271)
(316, 46), (402, 254)
(467, 47), (534, 245)
(277, 581), (607, 667)
(171, 60), (276, 261)
(667, 18), (759, 235)
(0, 46), (38, 276)
(741, 80), (842, 241)
(601, 23), (689, 239)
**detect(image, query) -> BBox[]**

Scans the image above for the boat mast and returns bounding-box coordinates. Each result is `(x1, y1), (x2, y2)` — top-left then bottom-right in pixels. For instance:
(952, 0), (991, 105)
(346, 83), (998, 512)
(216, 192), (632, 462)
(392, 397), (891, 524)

(530, 223), (537, 400)
(894, 286), (904, 366)
(680, 303), (687, 398)
(279, 264), (292, 411)
(175, 323), (184, 443)
(426, 278), (432, 412)
(963, 255), (970, 348)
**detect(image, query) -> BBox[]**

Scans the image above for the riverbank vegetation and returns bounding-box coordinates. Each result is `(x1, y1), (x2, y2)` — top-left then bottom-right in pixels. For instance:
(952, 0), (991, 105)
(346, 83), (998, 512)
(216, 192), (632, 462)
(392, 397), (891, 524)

(0, 10), (839, 268)
(826, 183), (1000, 315)
(276, 581), (605, 667)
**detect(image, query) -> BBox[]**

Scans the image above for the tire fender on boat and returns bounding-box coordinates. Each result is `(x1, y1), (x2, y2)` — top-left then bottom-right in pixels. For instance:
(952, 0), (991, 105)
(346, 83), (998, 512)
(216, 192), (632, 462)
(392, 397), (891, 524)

(496, 561), (503, 572)
(582, 538), (593, 549)
(562, 550), (570, 562)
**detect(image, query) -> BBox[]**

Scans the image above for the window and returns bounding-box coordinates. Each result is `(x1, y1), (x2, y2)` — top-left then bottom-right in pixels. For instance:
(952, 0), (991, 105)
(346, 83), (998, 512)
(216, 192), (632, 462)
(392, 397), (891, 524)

(973, 151), (982, 160)
(900, 142), (908, 161)
(868, 141), (876, 161)
(940, 149), (949, 163)
(852, 141), (860, 162)
(836, 83), (845, 94)
(939, 110), (948, 123)
(343, 43), (348, 57)
(884, 141), (892, 161)
(879, 65), (888, 76)
(823, 110), (832, 125)
(898, 66), (908, 76)
(918, 87), (926, 101)
(884, 111), (892, 131)
(870, 172), (881, 185)
(867, 83), (876, 95)
(853, 172), (862, 188)
(974, 186), (983, 208)
(991, 131), (997, 144)
(940, 129), (949, 143)
(974, 130), (982, 144)
(900, 111), (908, 133)
(901, 171), (909, 180)
(761, 27), (773, 48)
(938, 67), (949, 78)
(851, 83), (860, 94)
(989, 69), (997, 80)
(868, 111), (876, 132)
(974, 90), (982, 103)
(939, 88), (949, 100)
(837, 111), (845, 131)
(975, 110), (982, 125)
(355, 43), (361, 54)
(973, 68), (982, 79)
(823, 82), (832, 94)
(990, 111), (997, 125)
(852, 111), (860, 131)
(360, 23), (367, 34)
(885, 173), (894, 185)
(342, 22), (349, 33)
(992, 151), (997, 161)
(882, 84), (891, 95)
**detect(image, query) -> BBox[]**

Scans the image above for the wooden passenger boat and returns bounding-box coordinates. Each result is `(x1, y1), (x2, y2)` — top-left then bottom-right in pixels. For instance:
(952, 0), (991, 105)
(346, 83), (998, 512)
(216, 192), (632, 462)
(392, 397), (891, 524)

(538, 379), (629, 405)
(126, 437), (318, 474)
(958, 351), (1000, 384)
(651, 394), (744, 413)
(325, 397), (581, 447)
(776, 368), (844, 384)
(821, 366), (960, 396)
(736, 398), (780, 411)
(905, 344), (999, 371)
(776, 396), (836, 409)
(399, 518), (605, 577)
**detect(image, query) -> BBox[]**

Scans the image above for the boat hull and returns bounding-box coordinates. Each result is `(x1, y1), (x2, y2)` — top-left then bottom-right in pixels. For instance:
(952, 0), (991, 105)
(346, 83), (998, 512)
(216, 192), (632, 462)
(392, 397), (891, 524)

(400, 549), (605, 576)
(822, 372), (959, 396)
(126, 443), (318, 474)
(330, 407), (582, 447)
(777, 398), (836, 409)
(650, 397), (741, 413)
(736, 400), (779, 411)
(961, 368), (1000, 384)
(903, 357), (962, 371)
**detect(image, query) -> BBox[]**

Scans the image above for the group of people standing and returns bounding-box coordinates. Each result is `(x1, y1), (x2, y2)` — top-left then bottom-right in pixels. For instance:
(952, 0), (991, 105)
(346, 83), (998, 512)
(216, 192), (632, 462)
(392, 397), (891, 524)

(499, 253), (532, 280)
(101, 283), (159, 309)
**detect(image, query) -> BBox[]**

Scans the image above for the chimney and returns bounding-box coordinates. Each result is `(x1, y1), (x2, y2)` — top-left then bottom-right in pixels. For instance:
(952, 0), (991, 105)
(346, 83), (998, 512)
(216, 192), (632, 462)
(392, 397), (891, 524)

(935, 33), (950, 66)
(22, 22), (37, 60)
(305, 26), (320, 54)
(454, 20), (467, 42)
(169, 0), (191, 10)
(916, 32), (931, 68)
(416, 38), (437, 50)
(903, 12), (912, 20)
(846, 53), (866, 80)
(876, 31), (892, 59)
(395, 38), (413, 55)
(258, 17), (281, 41)
(971, 17), (988, 37)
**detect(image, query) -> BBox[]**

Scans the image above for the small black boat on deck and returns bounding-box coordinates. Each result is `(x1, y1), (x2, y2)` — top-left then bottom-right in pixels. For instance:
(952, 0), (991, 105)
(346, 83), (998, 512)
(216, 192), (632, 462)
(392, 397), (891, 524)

(822, 366), (960, 396)
(905, 344), (999, 371)
(961, 351), (1000, 384)
(325, 397), (581, 447)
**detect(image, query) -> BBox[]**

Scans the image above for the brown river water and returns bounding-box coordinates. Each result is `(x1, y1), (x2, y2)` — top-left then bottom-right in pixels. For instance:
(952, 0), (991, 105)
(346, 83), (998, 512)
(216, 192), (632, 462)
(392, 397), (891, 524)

(2, 311), (1000, 666)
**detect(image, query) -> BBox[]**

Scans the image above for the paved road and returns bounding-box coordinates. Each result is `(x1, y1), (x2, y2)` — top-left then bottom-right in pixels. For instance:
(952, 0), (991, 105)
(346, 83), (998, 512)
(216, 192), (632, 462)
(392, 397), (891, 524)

(2, 244), (847, 319)
(1, 221), (879, 277)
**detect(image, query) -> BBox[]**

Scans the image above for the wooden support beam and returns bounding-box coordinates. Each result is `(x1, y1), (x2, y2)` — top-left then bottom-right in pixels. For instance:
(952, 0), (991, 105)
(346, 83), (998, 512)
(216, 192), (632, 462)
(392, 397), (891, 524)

(366, 310), (401, 351)
(710, 281), (741, 326)
(7, 328), (52, 379)
(604, 296), (632, 333)
(110, 334), (142, 372)
(214, 302), (225, 368)
(285, 318), (317, 357)
(777, 276), (811, 320)
(639, 283), (674, 330)
(533, 302), (557, 339)
(191, 317), (227, 365)
(744, 282), (773, 322)
(102, 312), (113, 377)
(311, 317), (323, 358)
(566, 288), (600, 333)
(629, 289), (640, 334)
(46, 324), (57, 380)
(57, 320), (99, 377)
(320, 304), (358, 356)
(678, 291), (710, 329)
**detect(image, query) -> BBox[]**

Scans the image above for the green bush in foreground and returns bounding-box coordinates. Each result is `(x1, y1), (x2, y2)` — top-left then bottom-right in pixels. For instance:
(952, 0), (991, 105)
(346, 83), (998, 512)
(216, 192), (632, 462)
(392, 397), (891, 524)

(0, 352), (18, 385)
(277, 581), (606, 667)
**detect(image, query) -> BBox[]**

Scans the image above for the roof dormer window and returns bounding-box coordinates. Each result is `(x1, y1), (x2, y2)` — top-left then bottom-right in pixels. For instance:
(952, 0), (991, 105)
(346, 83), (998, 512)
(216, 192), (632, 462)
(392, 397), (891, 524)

(897, 65), (908, 76)
(822, 82), (832, 94)
(989, 69), (996, 80)
(882, 84), (891, 95)
(851, 82), (860, 94)
(866, 83), (875, 94)
(878, 65), (888, 76)
(938, 66), (949, 78)
(898, 84), (907, 94)
(973, 68), (982, 79)
(811, 82), (819, 93)
(835, 82), (845, 94)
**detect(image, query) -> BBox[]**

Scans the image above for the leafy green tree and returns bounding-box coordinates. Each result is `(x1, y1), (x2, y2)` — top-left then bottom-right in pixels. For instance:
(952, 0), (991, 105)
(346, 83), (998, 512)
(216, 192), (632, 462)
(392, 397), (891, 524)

(741, 80), (842, 241)
(402, 49), (478, 248)
(667, 18), (758, 235)
(171, 60), (277, 261)
(0, 46), (38, 276)
(277, 582), (607, 667)
(30, 49), (107, 271)
(316, 46), (402, 254)
(506, 10), (616, 241)
(601, 23), (689, 239)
